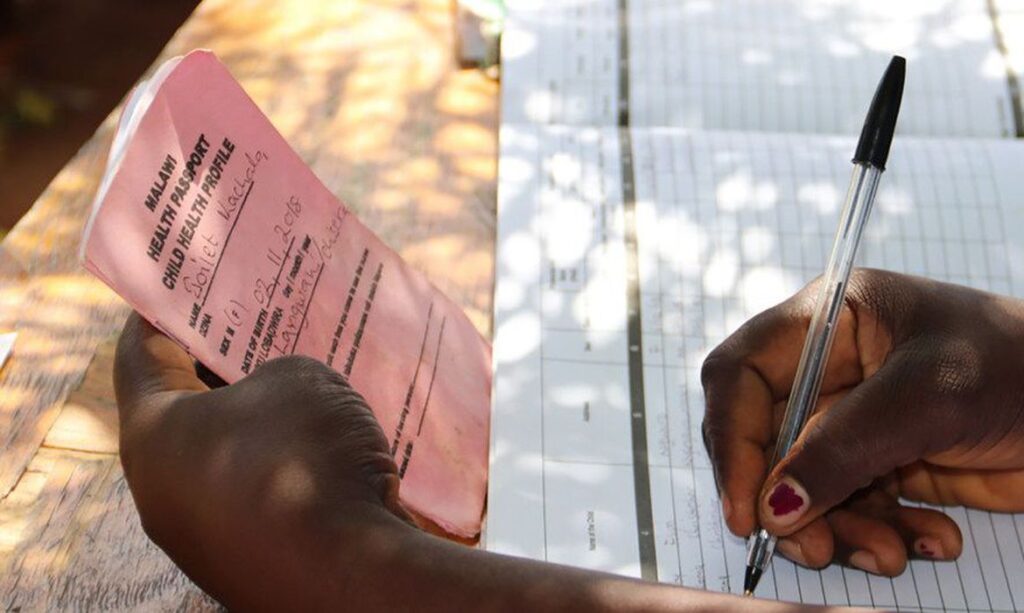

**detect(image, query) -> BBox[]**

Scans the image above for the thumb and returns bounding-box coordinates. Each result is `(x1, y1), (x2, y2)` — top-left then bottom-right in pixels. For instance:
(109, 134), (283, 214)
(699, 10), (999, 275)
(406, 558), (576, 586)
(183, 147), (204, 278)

(114, 312), (209, 431)
(758, 351), (927, 535)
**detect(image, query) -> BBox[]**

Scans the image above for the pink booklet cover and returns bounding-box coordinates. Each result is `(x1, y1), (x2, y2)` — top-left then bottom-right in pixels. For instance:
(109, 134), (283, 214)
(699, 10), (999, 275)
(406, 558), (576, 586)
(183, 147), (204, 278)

(81, 50), (491, 537)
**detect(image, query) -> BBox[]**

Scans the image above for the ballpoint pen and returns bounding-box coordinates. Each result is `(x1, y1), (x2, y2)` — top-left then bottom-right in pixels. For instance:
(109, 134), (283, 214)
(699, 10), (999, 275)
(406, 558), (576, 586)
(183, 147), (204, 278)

(744, 55), (906, 597)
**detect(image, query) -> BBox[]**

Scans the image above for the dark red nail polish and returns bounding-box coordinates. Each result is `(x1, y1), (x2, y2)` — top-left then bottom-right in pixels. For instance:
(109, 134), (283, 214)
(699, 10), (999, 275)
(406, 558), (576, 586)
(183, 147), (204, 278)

(768, 482), (804, 516)
(916, 537), (944, 559)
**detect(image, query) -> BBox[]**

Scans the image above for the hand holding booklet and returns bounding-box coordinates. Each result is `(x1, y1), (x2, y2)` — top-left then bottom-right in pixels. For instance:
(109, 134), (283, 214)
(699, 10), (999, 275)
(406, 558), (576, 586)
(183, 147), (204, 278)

(81, 50), (491, 538)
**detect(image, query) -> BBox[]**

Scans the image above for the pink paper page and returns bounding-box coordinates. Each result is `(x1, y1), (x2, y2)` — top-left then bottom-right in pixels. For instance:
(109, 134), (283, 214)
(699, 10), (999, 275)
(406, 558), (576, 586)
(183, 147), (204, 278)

(82, 50), (491, 537)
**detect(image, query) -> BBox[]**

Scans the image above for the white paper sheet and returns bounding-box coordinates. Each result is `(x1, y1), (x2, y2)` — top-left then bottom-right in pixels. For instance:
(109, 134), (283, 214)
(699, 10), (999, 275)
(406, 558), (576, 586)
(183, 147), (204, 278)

(488, 125), (1024, 610)
(502, 0), (1020, 137)
(491, 0), (1024, 608)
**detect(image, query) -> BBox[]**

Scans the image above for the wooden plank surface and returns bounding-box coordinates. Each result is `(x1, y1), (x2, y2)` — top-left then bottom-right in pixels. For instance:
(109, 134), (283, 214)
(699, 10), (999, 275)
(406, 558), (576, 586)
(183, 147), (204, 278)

(0, 0), (497, 607)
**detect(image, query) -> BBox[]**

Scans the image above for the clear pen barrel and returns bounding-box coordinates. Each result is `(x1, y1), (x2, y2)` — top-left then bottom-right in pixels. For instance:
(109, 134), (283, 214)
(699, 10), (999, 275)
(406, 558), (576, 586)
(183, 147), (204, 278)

(746, 163), (882, 578)
(747, 528), (776, 568)
(770, 163), (882, 466)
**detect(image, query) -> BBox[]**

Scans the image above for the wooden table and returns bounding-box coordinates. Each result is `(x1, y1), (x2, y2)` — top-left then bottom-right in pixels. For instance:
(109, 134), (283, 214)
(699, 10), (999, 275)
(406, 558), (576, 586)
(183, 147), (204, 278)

(0, 0), (497, 608)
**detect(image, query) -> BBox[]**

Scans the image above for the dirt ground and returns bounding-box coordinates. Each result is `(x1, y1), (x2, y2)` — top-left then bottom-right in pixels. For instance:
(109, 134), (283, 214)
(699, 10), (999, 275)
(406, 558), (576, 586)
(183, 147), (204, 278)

(0, 0), (200, 230)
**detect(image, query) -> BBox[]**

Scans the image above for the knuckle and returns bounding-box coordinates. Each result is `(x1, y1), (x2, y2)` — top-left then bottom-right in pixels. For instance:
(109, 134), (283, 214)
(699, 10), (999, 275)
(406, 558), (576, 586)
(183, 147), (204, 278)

(847, 268), (921, 333)
(245, 355), (375, 438)
(699, 357), (737, 431)
(259, 353), (330, 378)
(701, 413), (730, 445)
(848, 266), (888, 289)
(699, 352), (732, 391)
(700, 419), (718, 457)
(928, 341), (983, 398)
(848, 267), (903, 294)
(897, 337), (982, 411)
(701, 296), (803, 394)
(256, 355), (353, 395)
(701, 332), (759, 391)
(700, 420), (731, 491)
(315, 391), (376, 434)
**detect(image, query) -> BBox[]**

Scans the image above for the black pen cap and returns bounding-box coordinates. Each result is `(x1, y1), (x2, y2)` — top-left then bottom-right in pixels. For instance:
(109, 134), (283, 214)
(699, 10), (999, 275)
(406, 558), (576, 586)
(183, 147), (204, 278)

(852, 55), (905, 170)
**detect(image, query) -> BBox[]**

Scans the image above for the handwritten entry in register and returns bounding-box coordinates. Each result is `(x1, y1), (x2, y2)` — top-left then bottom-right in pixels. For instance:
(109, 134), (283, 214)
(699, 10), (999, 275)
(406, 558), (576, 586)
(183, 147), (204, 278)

(81, 50), (491, 538)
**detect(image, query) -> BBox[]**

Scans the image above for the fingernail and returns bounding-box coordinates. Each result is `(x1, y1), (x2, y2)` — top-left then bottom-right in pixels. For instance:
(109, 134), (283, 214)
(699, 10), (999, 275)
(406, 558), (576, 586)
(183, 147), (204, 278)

(764, 477), (809, 527)
(850, 550), (880, 574)
(915, 536), (944, 559)
(777, 538), (806, 566)
(721, 495), (733, 524)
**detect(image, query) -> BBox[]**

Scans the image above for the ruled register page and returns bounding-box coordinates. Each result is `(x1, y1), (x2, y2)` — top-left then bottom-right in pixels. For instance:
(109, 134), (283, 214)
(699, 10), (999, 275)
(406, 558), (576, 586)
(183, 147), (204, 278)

(488, 1), (1024, 610)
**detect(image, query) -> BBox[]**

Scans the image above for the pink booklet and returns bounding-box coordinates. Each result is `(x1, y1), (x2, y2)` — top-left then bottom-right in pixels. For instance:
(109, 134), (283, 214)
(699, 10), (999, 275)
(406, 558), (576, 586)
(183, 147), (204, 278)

(81, 50), (491, 538)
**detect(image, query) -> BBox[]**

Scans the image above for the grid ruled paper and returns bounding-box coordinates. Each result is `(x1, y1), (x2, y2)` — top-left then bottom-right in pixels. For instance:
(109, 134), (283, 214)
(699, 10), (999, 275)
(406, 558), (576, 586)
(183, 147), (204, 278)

(502, 0), (1020, 137)
(488, 125), (1024, 610)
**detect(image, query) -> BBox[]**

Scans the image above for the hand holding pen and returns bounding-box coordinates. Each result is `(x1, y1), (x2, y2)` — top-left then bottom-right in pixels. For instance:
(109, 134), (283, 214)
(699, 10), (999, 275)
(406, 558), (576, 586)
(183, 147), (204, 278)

(701, 57), (1024, 592)
(741, 55), (906, 595)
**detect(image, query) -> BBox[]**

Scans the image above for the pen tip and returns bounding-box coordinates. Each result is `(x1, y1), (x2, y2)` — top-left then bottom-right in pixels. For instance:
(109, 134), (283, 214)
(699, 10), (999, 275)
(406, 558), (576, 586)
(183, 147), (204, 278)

(744, 565), (763, 596)
(852, 55), (905, 171)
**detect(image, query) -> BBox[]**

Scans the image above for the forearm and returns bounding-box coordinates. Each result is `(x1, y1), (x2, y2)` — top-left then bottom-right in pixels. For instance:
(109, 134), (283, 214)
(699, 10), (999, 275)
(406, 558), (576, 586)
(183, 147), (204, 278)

(314, 504), (827, 613)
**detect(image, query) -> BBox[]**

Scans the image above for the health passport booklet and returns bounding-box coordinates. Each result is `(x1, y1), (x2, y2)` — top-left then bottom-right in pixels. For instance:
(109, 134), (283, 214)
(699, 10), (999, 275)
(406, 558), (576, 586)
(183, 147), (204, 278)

(80, 50), (491, 538)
